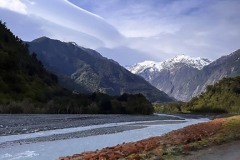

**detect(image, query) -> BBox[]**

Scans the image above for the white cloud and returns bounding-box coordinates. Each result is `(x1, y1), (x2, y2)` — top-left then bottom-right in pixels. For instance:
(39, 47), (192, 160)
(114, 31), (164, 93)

(74, 0), (240, 63)
(1, 0), (240, 66)
(96, 46), (154, 66)
(0, 0), (27, 14)
(0, 0), (126, 49)
(23, 0), (125, 48)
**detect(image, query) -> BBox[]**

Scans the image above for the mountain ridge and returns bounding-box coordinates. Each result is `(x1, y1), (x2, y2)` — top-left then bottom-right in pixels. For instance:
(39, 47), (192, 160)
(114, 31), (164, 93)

(128, 55), (211, 82)
(129, 54), (211, 73)
(28, 37), (174, 102)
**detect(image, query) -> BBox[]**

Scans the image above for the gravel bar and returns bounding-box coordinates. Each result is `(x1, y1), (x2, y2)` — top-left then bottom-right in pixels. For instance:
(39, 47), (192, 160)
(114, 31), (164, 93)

(0, 114), (184, 136)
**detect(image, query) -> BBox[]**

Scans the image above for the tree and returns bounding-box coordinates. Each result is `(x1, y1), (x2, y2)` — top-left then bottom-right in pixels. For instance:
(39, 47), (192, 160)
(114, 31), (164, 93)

(4, 33), (9, 43)
(99, 97), (112, 114)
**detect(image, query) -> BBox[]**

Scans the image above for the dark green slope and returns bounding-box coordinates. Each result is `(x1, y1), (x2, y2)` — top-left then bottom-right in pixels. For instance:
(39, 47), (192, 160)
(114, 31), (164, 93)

(183, 76), (240, 113)
(0, 22), (59, 105)
(28, 37), (173, 102)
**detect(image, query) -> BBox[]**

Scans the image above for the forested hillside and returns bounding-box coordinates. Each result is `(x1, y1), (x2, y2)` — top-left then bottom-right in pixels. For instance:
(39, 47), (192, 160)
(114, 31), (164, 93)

(183, 76), (240, 113)
(0, 21), (153, 115)
(0, 21), (60, 109)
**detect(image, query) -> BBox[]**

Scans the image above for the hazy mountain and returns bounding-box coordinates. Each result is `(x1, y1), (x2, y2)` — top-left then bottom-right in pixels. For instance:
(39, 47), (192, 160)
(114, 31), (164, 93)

(128, 51), (240, 101)
(28, 37), (174, 102)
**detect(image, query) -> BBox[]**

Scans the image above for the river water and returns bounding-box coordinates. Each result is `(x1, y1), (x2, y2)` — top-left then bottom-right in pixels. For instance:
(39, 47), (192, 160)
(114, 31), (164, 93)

(0, 114), (209, 160)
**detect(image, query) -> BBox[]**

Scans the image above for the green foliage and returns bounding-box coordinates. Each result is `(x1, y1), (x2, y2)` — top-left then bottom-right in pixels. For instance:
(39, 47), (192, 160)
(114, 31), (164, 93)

(122, 93), (154, 115)
(0, 21), (59, 104)
(154, 102), (184, 113)
(42, 92), (153, 115)
(183, 76), (240, 113)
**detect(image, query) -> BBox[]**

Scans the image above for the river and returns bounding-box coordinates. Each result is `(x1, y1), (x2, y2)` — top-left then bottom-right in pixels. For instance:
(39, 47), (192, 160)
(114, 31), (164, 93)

(0, 114), (209, 160)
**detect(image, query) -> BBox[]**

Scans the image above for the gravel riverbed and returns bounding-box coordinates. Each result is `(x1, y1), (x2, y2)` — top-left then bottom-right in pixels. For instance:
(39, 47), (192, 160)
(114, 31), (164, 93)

(0, 114), (190, 149)
(0, 114), (211, 160)
(0, 114), (185, 136)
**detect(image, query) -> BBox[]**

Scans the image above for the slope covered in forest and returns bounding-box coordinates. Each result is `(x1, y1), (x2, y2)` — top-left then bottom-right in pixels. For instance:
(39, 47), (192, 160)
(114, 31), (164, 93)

(0, 21), (60, 112)
(183, 76), (240, 113)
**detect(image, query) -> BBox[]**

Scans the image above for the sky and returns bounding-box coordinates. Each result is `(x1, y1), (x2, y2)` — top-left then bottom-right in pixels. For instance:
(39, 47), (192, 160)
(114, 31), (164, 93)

(0, 0), (240, 66)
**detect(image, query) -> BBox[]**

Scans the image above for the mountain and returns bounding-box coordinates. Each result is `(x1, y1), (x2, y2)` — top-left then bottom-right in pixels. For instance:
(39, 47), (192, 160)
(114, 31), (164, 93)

(128, 55), (211, 101)
(28, 37), (174, 102)
(0, 22), (156, 115)
(128, 55), (211, 81)
(128, 51), (240, 102)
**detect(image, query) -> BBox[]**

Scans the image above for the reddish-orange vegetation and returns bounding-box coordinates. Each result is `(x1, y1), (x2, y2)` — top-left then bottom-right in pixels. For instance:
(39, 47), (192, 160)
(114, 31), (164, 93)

(58, 118), (226, 160)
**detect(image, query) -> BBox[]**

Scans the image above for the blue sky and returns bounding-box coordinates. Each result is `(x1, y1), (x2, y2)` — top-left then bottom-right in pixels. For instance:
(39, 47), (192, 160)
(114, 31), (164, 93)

(0, 0), (240, 65)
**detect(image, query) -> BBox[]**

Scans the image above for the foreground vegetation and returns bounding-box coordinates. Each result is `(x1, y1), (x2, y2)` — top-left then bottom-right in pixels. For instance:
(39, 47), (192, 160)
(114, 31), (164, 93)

(0, 21), (153, 115)
(154, 76), (240, 114)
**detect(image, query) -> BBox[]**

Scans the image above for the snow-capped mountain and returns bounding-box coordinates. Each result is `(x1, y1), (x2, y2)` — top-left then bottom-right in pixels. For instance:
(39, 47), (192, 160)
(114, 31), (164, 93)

(127, 51), (240, 102)
(129, 55), (211, 74)
(128, 55), (211, 81)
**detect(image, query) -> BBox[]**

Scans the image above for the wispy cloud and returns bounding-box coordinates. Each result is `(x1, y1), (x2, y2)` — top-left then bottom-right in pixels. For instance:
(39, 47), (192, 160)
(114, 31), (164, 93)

(0, 0), (125, 49)
(0, 0), (240, 66)
(71, 0), (240, 64)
